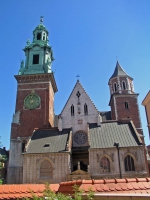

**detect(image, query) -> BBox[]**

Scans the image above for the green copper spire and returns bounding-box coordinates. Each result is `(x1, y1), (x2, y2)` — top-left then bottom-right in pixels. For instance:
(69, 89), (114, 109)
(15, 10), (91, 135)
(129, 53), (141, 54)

(18, 17), (54, 75)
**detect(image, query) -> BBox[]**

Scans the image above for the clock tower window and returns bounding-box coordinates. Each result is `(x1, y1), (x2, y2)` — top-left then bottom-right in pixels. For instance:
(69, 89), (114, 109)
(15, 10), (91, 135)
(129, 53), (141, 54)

(33, 54), (39, 64)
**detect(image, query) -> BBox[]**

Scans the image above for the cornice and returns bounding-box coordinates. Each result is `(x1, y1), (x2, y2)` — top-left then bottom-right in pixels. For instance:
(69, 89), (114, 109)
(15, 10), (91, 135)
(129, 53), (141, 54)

(15, 73), (58, 93)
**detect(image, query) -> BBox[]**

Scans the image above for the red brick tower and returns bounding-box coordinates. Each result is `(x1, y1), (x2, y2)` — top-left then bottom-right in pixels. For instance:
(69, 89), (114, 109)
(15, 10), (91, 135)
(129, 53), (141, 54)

(7, 18), (57, 183)
(108, 61), (143, 135)
(108, 61), (149, 175)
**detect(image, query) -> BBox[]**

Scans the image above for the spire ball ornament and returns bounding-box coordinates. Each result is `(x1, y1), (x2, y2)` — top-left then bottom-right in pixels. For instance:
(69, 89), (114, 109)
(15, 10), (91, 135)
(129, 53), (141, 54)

(40, 16), (44, 24)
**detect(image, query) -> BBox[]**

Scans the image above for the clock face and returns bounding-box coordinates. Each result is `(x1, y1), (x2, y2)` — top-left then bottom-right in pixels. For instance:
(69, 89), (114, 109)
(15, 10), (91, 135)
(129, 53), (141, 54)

(74, 131), (87, 145)
(24, 94), (41, 110)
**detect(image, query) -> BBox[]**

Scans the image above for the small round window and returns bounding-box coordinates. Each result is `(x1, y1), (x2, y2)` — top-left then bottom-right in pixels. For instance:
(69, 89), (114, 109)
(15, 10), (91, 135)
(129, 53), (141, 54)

(74, 131), (87, 145)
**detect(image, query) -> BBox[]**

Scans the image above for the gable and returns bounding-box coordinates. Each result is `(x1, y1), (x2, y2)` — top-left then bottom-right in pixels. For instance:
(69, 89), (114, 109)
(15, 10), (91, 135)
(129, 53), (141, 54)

(59, 81), (100, 146)
(61, 80), (98, 116)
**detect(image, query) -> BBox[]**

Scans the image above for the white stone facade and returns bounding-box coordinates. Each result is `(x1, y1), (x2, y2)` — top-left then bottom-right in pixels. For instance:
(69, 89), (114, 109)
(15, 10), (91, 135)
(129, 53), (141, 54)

(23, 153), (71, 184)
(60, 81), (99, 147)
(89, 146), (147, 179)
(7, 138), (28, 184)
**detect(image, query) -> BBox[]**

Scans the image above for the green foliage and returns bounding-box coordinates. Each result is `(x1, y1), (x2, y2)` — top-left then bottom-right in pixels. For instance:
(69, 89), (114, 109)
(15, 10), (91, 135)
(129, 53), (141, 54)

(72, 184), (84, 200)
(0, 137), (7, 184)
(86, 188), (94, 200)
(0, 155), (7, 163)
(22, 182), (94, 200)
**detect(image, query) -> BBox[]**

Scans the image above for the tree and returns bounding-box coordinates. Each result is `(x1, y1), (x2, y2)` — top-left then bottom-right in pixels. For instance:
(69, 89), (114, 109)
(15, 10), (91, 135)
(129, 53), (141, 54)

(0, 137), (7, 184)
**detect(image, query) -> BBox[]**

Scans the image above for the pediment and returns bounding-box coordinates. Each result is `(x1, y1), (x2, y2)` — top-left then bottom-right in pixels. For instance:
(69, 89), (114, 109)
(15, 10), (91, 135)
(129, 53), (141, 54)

(70, 169), (89, 175)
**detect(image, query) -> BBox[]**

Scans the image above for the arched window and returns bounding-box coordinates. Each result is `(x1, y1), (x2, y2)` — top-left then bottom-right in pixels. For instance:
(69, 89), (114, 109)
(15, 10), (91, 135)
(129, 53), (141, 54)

(124, 101), (129, 109)
(43, 33), (46, 40)
(100, 157), (110, 173)
(84, 103), (88, 115)
(22, 141), (27, 152)
(71, 104), (74, 116)
(114, 83), (117, 92)
(40, 160), (53, 179)
(124, 155), (135, 171)
(122, 81), (126, 90)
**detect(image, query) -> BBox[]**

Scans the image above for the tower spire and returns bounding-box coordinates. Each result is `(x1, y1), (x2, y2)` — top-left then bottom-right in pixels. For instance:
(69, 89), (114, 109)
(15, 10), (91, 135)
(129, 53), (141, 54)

(108, 61), (134, 95)
(110, 61), (131, 80)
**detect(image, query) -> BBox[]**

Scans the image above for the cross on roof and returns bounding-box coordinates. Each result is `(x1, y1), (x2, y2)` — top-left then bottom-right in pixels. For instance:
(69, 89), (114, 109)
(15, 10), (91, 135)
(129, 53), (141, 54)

(76, 74), (80, 80)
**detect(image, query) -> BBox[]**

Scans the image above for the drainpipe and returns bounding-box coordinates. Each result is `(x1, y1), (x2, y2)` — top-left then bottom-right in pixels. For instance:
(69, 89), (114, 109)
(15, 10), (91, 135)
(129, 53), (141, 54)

(114, 142), (122, 179)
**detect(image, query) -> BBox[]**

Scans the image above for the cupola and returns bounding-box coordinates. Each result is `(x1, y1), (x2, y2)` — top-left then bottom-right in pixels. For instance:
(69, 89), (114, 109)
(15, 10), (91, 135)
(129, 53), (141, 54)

(33, 22), (49, 43)
(18, 17), (54, 75)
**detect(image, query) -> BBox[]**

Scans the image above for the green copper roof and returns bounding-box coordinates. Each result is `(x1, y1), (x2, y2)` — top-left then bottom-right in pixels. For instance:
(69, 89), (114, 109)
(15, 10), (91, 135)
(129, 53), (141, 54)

(33, 23), (48, 34)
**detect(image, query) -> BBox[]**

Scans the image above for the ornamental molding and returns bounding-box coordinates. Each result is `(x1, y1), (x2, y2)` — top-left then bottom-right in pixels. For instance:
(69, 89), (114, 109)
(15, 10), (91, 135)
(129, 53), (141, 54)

(15, 73), (58, 93)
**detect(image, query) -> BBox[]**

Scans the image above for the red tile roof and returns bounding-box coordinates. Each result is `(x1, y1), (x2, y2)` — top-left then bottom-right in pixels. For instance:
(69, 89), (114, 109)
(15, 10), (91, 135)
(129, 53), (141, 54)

(58, 178), (150, 195)
(0, 178), (150, 199)
(0, 184), (59, 199)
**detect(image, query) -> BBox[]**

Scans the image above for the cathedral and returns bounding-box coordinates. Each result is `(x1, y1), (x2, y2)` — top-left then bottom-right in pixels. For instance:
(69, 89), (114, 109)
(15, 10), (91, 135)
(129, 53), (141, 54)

(7, 20), (148, 184)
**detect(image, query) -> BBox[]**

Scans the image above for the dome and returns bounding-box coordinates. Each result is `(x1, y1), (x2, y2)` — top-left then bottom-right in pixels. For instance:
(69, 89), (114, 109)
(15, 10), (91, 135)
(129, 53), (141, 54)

(33, 23), (49, 34)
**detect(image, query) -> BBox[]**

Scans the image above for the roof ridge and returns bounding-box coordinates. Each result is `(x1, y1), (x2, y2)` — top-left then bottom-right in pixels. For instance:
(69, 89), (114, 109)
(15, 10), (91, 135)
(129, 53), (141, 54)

(78, 81), (99, 111)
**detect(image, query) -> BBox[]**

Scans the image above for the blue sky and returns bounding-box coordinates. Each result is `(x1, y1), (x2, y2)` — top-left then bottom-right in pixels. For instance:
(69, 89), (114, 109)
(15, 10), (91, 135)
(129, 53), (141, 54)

(0, 0), (150, 149)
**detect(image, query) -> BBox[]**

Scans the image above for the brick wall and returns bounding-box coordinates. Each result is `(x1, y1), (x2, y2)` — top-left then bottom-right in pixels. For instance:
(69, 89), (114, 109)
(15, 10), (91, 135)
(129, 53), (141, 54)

(110, 94), (142, 130)
(11, 81), (55, 139)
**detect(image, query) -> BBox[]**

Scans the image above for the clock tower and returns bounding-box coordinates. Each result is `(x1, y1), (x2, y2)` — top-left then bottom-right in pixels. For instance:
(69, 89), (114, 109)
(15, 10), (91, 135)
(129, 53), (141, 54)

(7, 18), (57, 184)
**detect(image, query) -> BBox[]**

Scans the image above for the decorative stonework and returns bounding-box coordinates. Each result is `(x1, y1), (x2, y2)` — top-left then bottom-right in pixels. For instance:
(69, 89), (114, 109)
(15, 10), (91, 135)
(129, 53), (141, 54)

(74, 131), (87, 145)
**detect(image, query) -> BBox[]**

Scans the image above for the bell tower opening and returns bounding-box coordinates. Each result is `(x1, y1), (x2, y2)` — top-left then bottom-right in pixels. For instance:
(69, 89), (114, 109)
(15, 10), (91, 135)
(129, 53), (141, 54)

(37, 32), (41, 40)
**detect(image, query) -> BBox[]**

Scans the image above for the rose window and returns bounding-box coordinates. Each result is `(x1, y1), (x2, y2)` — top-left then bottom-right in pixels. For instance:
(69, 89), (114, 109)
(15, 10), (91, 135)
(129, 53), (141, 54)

(74, 131), (87, 144)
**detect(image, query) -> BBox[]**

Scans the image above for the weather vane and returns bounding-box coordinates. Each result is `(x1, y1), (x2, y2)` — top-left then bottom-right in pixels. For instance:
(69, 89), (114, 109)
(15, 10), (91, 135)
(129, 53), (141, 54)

(40, 16), (44, 23)
(76, 74), (80, 80)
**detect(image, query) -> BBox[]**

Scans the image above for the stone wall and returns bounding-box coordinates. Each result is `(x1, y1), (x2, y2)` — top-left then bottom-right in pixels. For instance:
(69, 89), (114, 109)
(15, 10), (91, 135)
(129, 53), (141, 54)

(89, 146), (147, 179)
(7, 138), (25, 184)
(23, 153), (71, 184)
